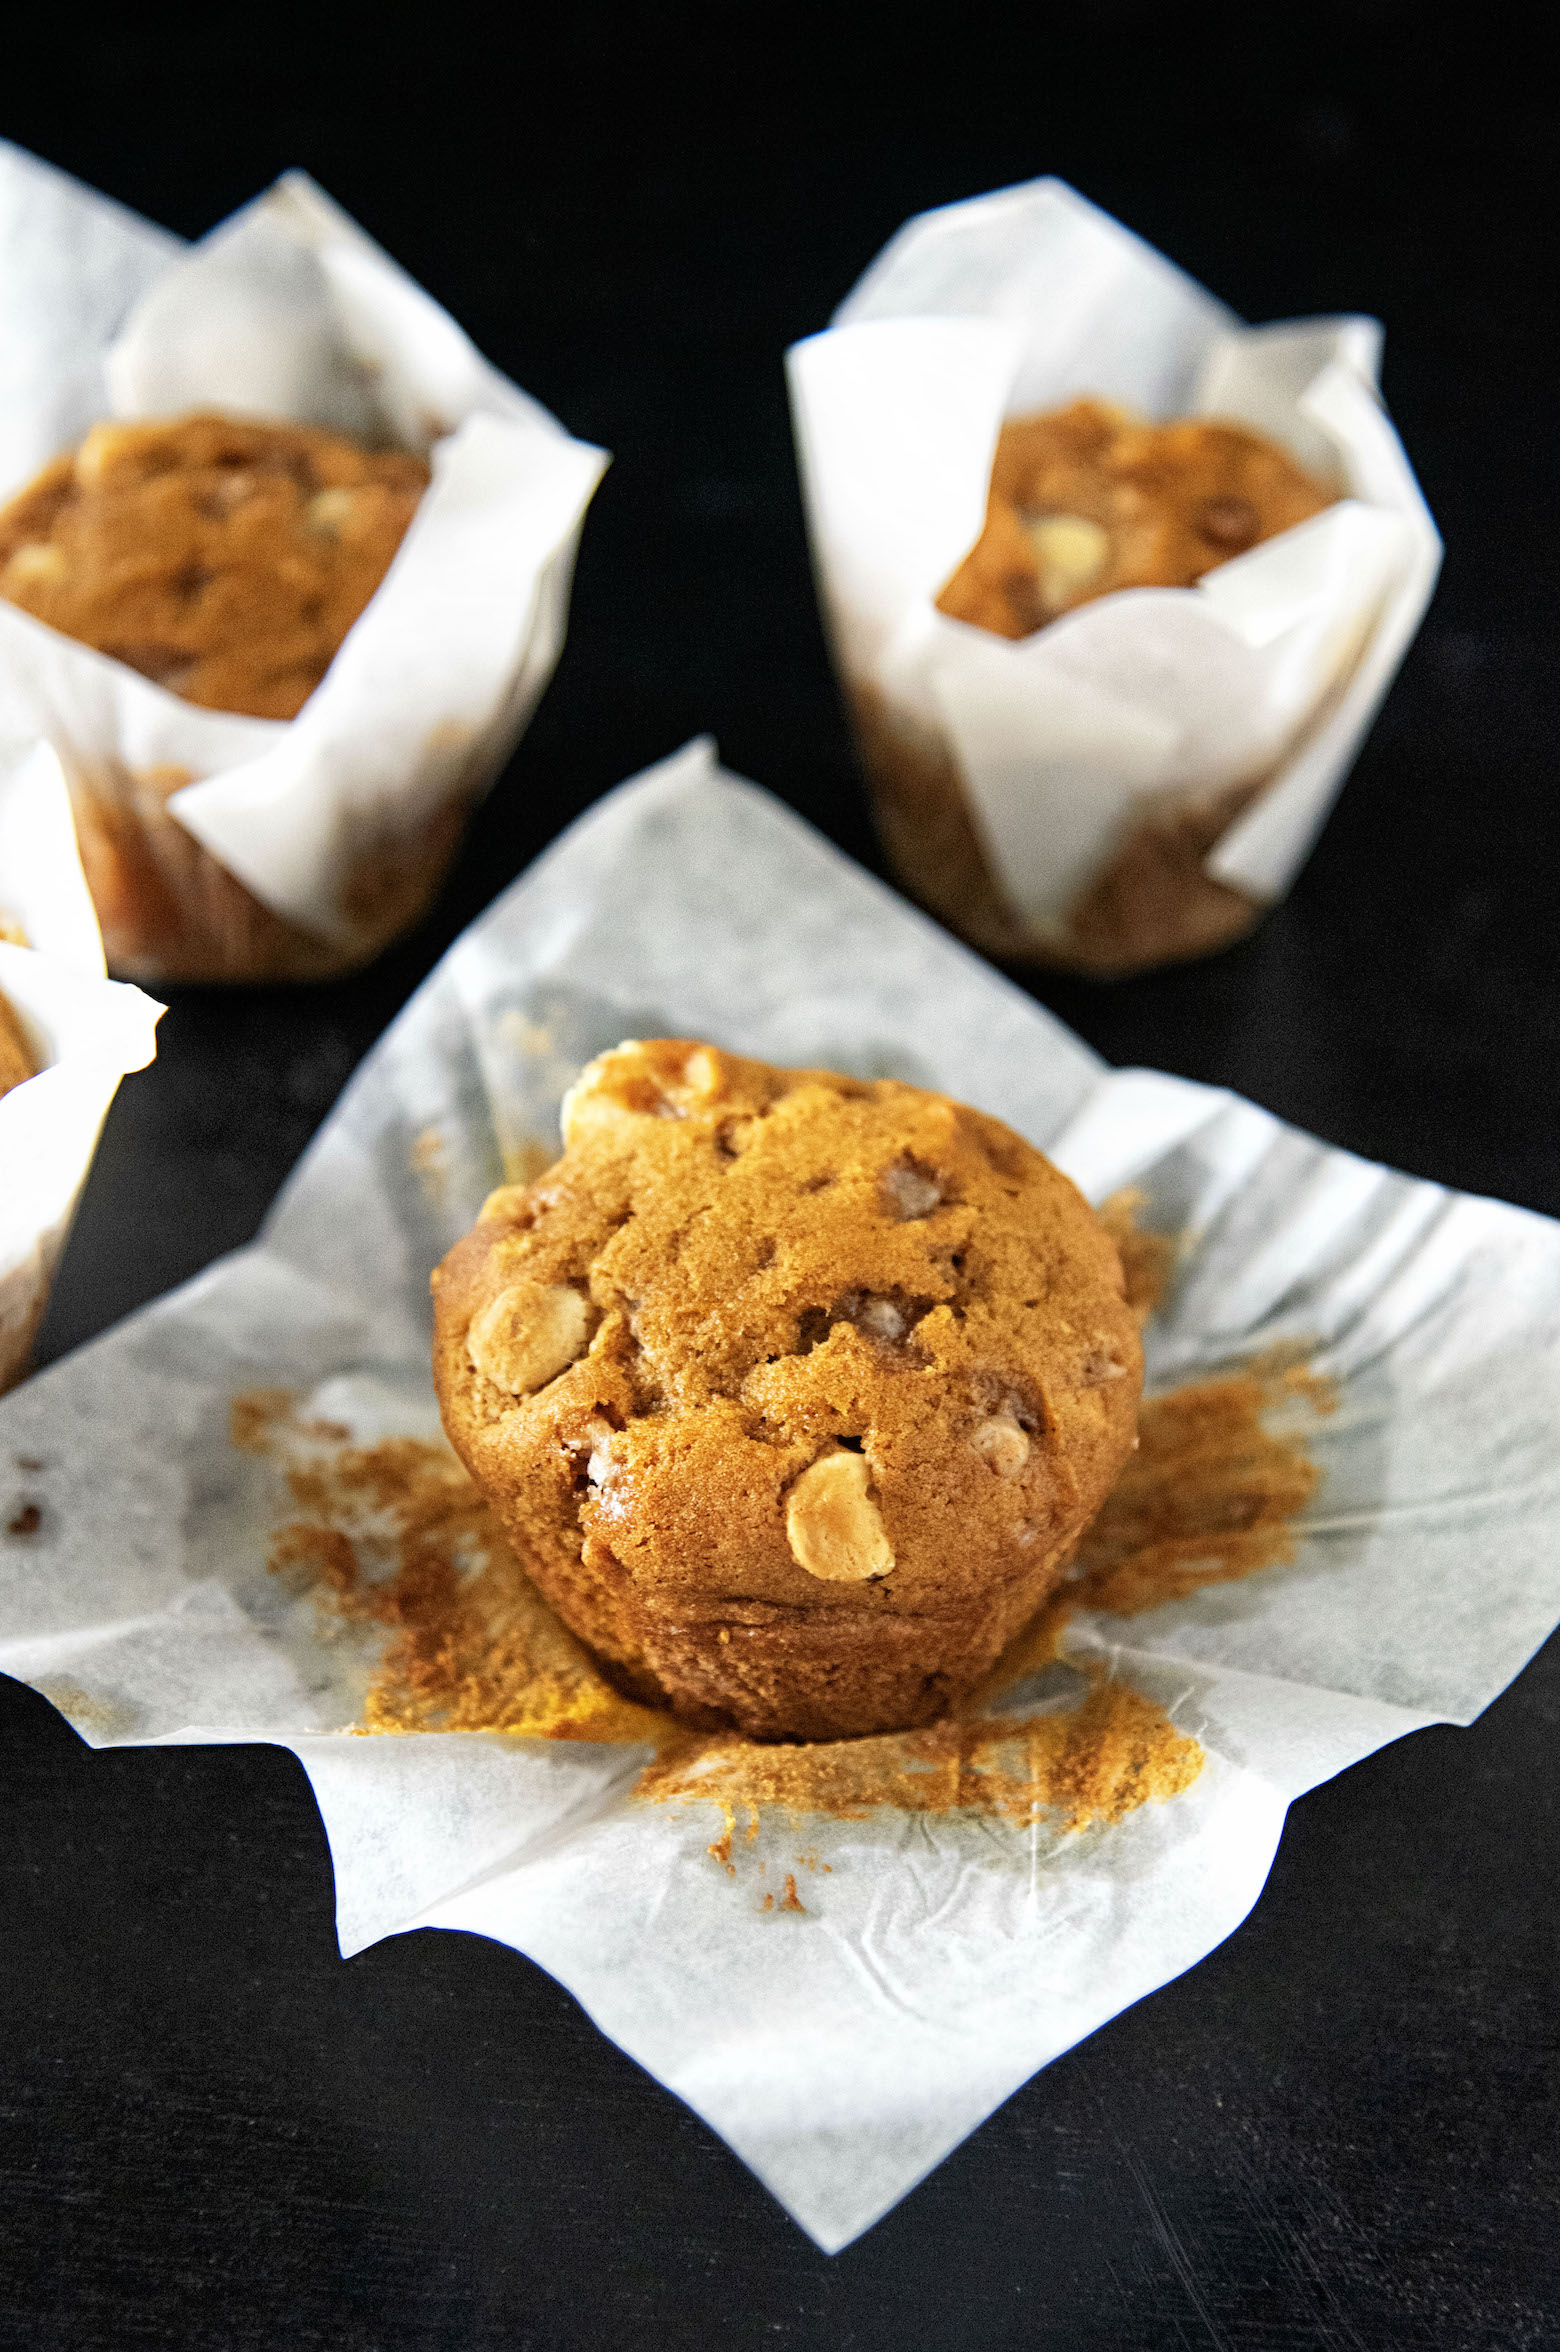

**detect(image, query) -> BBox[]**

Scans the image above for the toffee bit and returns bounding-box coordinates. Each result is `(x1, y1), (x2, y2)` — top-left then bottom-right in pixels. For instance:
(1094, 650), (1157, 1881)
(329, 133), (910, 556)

(1197, 494), (1260, 550)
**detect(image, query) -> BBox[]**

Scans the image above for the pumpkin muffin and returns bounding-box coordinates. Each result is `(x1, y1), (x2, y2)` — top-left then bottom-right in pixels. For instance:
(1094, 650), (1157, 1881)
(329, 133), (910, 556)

(0, 412), (429, 721)
(937, 397), (1336, 641)
(432, 1039), (1141, 1740)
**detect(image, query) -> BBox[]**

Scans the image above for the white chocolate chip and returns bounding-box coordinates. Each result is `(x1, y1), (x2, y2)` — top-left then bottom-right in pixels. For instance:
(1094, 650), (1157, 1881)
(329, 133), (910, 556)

(307, 487), (362, 535)
(856, 1297), (906, 1342)
(785, 1451), (894, 1582)
(560, 1086), (629, 1149)
(75, 421), (137, 486)
(212, 470), (257, 511)
(562, 1039), (730, 1148)
(972, 1414), (1030, 1478)
(1022, 513), (1110, 608)
(467, 1279), (587, 1395)
(581, 1415), (617, 1486)
(4, 542), (68, 587)
(881, 1160), (941, 1220)
(560, 1043), (649, 1148)
(680, 1045), (721, 1100)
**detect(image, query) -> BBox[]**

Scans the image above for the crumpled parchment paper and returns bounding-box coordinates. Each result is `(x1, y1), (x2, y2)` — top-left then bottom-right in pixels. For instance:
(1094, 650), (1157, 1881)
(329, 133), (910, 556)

(787, 177), (1440, 948)
(3, 739), (1557, 2252)
(0, 141), (606, 960)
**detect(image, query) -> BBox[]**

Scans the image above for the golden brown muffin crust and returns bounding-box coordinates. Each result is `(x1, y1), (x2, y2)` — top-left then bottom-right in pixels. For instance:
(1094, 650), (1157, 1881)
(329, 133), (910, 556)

(937, 396), (1336, 640)
(0, 988), (37, 1100)
(432, 1040), (1142, 1739)
(0, 413), (429, 721)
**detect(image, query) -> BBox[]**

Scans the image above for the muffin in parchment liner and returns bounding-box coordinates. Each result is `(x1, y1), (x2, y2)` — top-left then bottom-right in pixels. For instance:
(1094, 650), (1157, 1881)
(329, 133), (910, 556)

(0, 143), (608, 985)
(788, 177), (1440, 977)
(0, 738), (161, 1391)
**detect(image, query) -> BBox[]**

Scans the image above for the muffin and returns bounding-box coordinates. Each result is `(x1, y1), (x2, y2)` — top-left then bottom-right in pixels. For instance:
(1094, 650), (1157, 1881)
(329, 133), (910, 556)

(937, 398), (1336, 641)
(432, 1039), (1142, 1741)
(0, 988), (35, 1099)
(0, 415), (465, 984)
(0, 412), (430, 722)
(851, 678), (1281, 978)
(844, 403), (1338, 978)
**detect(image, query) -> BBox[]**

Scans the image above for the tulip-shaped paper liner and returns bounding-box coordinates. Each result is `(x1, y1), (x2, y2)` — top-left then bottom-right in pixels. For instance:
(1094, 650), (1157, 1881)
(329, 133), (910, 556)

(788, 177), (1440, 974)
(0, 737), (161, 1388)
(0, 141), (607, 983)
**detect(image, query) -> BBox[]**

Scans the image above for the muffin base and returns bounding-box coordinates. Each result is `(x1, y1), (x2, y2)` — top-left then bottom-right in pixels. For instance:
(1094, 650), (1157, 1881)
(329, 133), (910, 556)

(67, 761), (474, 985)
(849, 681), (1267, 980)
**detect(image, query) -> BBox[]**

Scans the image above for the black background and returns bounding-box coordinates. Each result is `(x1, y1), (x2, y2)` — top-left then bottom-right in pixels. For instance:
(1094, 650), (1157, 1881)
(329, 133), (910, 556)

(4, 5), (1559, 2344)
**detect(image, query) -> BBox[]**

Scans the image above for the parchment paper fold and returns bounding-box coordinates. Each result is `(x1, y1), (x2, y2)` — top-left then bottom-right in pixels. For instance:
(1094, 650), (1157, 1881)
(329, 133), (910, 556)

(3, 741), (1556, 2251)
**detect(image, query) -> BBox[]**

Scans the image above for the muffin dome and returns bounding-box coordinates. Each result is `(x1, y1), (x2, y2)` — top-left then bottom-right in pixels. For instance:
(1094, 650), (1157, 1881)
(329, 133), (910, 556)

(432, 1040), (1141, 1739)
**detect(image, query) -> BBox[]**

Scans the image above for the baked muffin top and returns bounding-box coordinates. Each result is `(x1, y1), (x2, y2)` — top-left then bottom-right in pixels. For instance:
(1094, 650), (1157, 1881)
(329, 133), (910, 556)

(0, 413), (430, 721)
(0, 989), (36, 1101)
(937, 396), (1336, 641)
(432, 1039), (1141, 1739)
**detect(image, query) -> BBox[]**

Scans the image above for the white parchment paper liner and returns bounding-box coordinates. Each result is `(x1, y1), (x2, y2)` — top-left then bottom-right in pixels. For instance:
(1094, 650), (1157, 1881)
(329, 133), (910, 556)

(3, 740), (1557, 2252)
(0, 734), (106, 972)
(0, 141), (607, 965)
(787, 177), (1440, 950)
(0, 737), (161, 1387)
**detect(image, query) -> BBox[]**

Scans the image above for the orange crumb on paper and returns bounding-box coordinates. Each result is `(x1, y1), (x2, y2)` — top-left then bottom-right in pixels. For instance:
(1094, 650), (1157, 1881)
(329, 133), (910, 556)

(780, 1873), (807, 1914)
(633, 1670), (1201, 1833)
(708, 1825), (736, 1876)
(977, 1350), (1334, 1693)
(493, 1011), (555, 1059)
(33, 1678), (137, 1742)
(1067, 1353), (1332, 1618)
(231, 1393), (667, 1743)
(409, 1127), (449, 1209)
(1098, 1188), (1178, 1324)
(231, 1305), (1328, 1846)
(230, 1387), (304, 1453)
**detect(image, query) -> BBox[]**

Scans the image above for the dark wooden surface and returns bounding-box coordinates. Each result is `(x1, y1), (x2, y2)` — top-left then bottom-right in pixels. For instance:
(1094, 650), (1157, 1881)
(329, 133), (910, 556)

(4, 6), (1558, 2344)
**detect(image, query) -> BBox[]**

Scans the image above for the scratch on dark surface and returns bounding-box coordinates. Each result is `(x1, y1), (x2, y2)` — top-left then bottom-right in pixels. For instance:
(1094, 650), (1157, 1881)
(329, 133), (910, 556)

(1117, 2141), (1233, 2351)
(1229, 2141), (1372, 2351)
